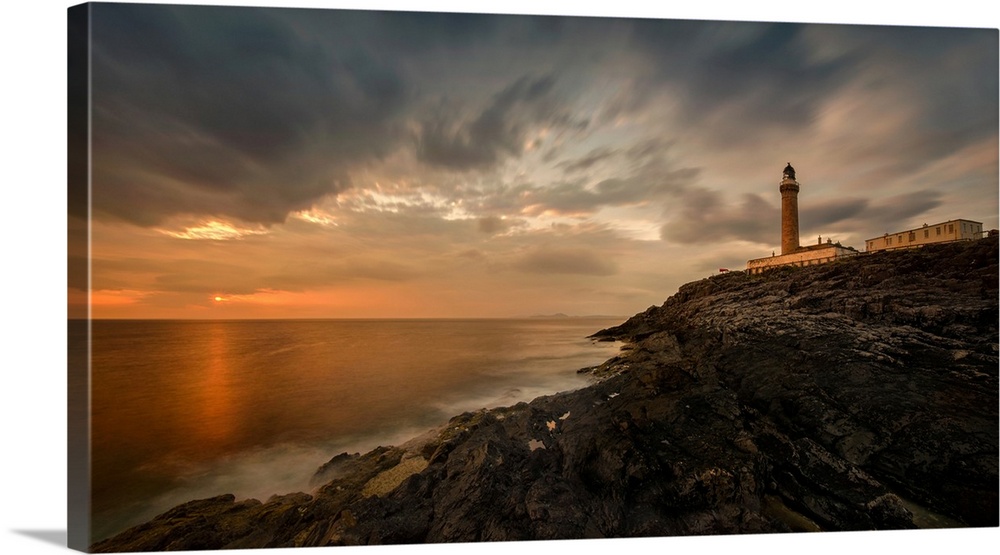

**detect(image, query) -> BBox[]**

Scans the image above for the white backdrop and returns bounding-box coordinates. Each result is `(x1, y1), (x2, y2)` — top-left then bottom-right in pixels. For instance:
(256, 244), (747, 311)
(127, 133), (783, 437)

(2, 1), (998, 554)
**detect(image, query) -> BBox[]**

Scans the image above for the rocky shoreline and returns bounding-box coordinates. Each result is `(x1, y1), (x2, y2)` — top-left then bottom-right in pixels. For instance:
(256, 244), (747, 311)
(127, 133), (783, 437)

(92, 237), (998, 552)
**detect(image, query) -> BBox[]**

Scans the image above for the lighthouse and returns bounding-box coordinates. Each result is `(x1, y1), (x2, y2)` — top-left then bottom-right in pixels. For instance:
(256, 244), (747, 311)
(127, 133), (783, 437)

(746, 163), (859, 274)
(779, 162), (800, 255)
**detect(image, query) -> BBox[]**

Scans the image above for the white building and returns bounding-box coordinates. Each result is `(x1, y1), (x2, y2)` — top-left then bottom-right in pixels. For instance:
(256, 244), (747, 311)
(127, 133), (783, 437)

(747, 239), (859, 275)
(864, 219), (983, 253)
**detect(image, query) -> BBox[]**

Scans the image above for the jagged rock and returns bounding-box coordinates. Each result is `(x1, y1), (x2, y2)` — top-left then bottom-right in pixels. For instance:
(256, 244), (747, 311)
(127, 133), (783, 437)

(93, 238), (999, 551)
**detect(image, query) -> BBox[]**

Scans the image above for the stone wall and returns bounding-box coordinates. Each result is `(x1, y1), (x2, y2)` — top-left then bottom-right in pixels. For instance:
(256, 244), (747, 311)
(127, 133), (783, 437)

(747, 244), (858, 274)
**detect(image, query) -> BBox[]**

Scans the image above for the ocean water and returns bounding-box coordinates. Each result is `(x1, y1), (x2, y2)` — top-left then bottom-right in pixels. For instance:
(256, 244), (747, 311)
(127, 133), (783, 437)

(82, 318), (622, 542)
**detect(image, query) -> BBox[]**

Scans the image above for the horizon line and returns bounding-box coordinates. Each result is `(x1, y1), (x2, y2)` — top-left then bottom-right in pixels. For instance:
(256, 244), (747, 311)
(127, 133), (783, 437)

(71, 315), (629, 322)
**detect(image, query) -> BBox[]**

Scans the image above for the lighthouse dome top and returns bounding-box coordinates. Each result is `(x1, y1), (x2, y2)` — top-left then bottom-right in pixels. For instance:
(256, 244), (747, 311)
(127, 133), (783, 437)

(782, 163), (796, 180)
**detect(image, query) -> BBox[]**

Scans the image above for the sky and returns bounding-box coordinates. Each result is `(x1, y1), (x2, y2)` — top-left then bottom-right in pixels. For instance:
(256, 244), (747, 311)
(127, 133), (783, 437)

(68, 1), (999, 319)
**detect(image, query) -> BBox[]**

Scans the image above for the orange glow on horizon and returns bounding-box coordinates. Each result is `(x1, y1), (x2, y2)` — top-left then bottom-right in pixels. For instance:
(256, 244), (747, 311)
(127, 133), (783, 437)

(91, 289), (148, 306)
(84, 267), (624, 319)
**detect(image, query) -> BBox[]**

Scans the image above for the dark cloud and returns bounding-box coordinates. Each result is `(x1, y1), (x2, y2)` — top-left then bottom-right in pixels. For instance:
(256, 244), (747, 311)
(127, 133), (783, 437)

(513, 247), (618, 276)
(262, 260), (421, 290)
(833, 25), (998, 131)
(90, 4), (411, 226)
(662, 185), (946, 247)
(625, 138), (673, 163)
(523, 166), (700, 216)
(685, 26), (853, 137)
(597, 19), (996, 176)
(797, 190), (942, 239)
(477, 216), (514, 235)
(695, 24), (846, 119)
(84, 4), (995, 245)
(607, 21), (855, 146)
(557, 147), (619, 173)
(801, 198), (870, 228)
(415, 75), (570, 170)
(337, 10), (503, 52)
(661, 191), (777, 244)
(152, 259), (262, 295)
(865, 190), (944, 230)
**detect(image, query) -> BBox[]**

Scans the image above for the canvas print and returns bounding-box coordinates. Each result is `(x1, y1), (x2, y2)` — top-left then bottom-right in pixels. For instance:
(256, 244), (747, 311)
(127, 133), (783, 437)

(67, 2), (999, 552)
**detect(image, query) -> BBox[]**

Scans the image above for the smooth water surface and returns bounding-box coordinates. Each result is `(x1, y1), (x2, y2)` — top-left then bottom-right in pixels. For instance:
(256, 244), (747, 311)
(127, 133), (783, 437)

(85, 318), (622, 541)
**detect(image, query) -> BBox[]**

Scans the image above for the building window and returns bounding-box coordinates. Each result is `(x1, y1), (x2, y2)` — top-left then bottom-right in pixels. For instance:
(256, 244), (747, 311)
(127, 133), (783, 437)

(924, 229), (929, 238)
(936, 227), (941, 235)
(948, 224), (954, 234)
(908, 232), (916, 242)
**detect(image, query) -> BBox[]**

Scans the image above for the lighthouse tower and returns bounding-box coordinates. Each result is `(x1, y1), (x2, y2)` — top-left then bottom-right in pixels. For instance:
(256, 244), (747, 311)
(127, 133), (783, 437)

(746, 163), (858, 274)
(779, 162), (800, 255)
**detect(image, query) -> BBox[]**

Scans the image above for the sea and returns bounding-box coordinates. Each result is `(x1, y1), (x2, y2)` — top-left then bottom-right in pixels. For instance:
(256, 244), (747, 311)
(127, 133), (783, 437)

(78, 318), (623, 542)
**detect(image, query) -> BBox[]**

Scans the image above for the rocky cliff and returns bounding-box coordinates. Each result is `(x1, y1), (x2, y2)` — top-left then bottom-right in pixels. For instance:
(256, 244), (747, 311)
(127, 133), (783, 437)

(92, 238), (998, 552)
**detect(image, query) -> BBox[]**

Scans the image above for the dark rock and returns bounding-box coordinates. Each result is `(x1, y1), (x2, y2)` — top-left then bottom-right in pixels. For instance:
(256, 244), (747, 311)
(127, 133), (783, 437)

(92, 238), (999, 551)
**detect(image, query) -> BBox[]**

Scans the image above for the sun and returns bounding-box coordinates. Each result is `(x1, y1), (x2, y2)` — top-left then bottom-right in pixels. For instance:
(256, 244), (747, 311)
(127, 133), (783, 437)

(214, 296), (225, 302)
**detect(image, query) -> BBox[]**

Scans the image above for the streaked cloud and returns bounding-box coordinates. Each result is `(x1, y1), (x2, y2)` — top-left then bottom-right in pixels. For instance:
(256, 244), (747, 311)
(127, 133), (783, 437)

(513, 247), (619, 276)
(415, 75), (575, 170)
(157, 220), (270, 240)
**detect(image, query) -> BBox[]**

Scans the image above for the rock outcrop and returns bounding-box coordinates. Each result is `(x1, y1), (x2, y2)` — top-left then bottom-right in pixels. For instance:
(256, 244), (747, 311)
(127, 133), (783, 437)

(92, 238), (998, 552)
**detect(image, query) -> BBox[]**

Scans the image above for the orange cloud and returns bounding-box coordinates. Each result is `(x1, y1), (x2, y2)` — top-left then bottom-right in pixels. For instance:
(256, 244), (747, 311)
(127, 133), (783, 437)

(157, 220), (269, 241)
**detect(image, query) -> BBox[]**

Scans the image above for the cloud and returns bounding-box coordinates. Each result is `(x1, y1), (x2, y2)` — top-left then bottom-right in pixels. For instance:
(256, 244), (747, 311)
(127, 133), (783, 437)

(415, 75), (572, 170)
(800, 198), (870, 228)
(660, 184), (950, 247)
(260, 260), (422, 291)
(684, 23), (852, 127)
(151, 259), (263, 295)
(661, 191), (777, 244)
(477, 216), (516, 235)
(661, 183), (949, 248)
(809, 25), (997, 143)
(589, 20), (856, 145)
(865, 190), (944, 228)
(521, 162), (700, 217)
(799, 190), (943, 238)
(68, 255), (90, 291)
(513, 247), (618, 276)
(84, 7), (996, 233)
(89, 4), (411, 226)
(157, 220), (270, 241)
(557, 147), (619, 173)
